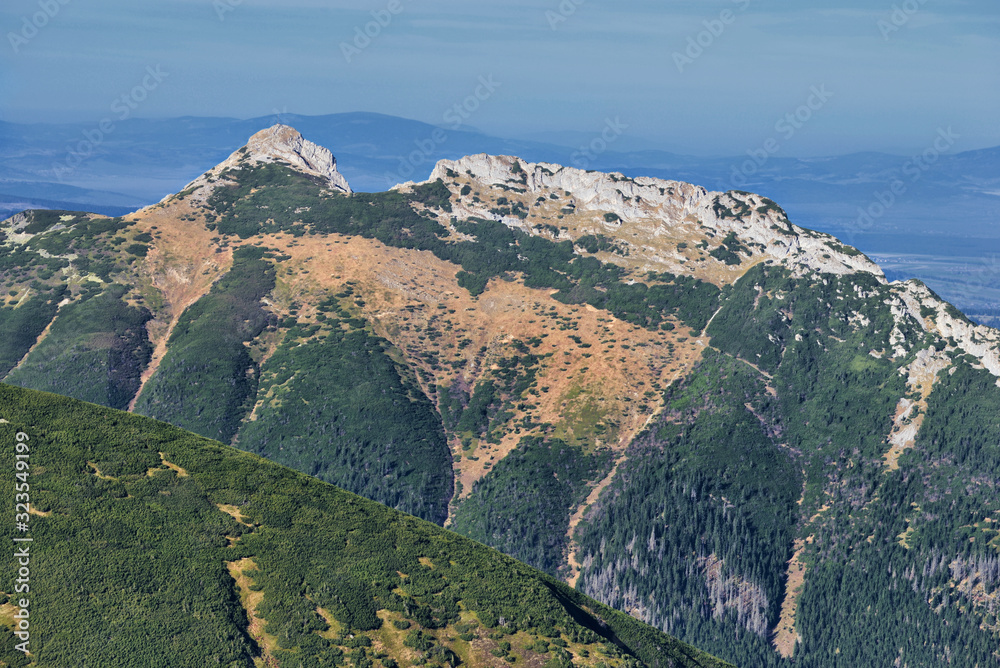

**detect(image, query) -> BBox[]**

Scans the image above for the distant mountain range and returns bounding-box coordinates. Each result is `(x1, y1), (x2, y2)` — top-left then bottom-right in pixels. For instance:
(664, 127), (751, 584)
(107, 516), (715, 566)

(2, 112), (998, 320)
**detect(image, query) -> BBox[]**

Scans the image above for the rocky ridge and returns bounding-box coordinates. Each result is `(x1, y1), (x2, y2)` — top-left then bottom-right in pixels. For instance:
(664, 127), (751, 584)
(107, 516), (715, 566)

(892, 279), (1000, 382)
(419, 153), (1000, 385)
(426, 153), (885, 279)
(154, 124), (352, 208)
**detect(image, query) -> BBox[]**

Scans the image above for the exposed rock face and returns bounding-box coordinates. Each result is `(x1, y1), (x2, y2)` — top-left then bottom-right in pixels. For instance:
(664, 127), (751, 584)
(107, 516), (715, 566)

(158, 124), (352, 207)
(427, 154), (884, 279)
(894, 279), (1000, 381)
(222, 125), (352, 194)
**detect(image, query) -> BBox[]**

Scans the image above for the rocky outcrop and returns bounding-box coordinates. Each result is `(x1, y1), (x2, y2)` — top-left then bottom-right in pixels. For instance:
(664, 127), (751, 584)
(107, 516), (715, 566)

(160, 125), (351, 206)
(894, 279), (1000, 382)
(221, 125), (352, 194)
(426, 154), (884, 280)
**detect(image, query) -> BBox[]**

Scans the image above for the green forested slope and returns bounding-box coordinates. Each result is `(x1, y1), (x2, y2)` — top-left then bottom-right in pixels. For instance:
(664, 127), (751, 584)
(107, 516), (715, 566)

(132, 246), (277, 442)
(0, 383), (731, 668)
(576, 265), (1000, 667)
(5, 286), (152, 410)
(574, 351), (800, 668)
(452, 436), (614, 578)
(235, 290), (453, 525)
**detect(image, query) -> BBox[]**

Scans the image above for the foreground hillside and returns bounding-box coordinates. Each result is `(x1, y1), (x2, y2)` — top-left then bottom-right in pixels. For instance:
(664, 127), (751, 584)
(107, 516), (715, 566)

(2, 126), (999, 666)
(0, 383), (730, 668)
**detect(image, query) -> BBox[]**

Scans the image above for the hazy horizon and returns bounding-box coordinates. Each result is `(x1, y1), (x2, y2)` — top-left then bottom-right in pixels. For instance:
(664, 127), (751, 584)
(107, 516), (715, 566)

(2, 1), (997, 157)
(2, 110), (998, 161)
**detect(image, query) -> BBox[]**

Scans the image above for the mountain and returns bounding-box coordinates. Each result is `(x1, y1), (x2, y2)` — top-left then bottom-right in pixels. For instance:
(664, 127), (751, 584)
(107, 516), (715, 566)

(2, 126), (999, 666)
(3, 113), (998, 322)
(0, 383), (730, 668)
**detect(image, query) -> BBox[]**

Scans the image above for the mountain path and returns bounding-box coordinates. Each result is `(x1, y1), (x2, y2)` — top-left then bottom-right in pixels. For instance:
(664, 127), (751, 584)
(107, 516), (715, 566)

(127, 293), (205, 412)
(562, 344), (709, 588)
(564, 453), (627, 588)
(772, 538), (806, 657)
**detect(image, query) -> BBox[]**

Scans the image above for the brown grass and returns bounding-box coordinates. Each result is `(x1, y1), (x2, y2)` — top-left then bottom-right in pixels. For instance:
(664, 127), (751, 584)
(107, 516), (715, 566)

(313, 605), (342, 639)
(0, 602), (17, 629)
(217, 230), (711, 514)
(86, 461), (116, 480)
(217, 504), (252, 526)
(157, 452), (189, 477)
(226, 558), (280, 667)
(772, 539), (806, 658)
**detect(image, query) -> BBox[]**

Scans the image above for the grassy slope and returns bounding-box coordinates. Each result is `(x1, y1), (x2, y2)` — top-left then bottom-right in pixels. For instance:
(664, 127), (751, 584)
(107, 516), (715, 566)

(0, 383), (732, 668)
(5, 287), (152, 410)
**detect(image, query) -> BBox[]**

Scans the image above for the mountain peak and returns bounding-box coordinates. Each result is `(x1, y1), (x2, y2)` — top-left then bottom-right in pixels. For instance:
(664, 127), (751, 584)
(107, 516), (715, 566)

(230, 124), (352, 193)
(148, 123), (350, 211)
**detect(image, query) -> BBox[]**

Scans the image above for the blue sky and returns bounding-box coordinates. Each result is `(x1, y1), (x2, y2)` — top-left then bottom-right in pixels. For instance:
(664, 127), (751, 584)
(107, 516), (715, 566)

(1, 0), (997, 156)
